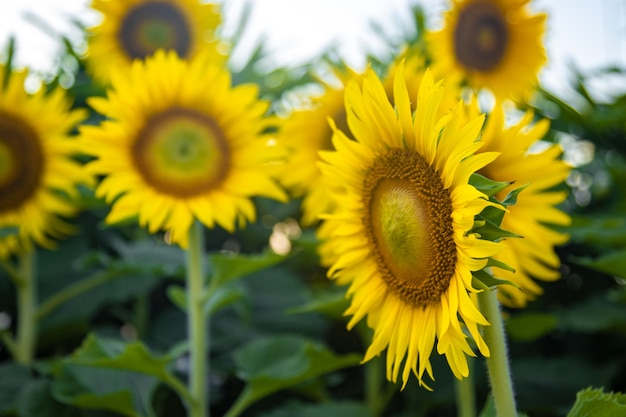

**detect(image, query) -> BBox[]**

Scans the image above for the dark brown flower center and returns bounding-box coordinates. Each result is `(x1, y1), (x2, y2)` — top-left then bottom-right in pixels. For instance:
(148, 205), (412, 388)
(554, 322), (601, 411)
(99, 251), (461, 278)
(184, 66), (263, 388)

(363, 148), (456, 306)
(131, 107), (230, 197)
(0, 112), (44, 213)
(118, 1), (192, 60)
(454, 1), (509, 72)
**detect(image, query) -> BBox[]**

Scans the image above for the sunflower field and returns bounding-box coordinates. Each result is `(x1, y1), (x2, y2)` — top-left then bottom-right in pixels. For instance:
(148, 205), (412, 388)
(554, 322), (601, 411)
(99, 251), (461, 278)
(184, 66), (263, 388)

(1, 1), (625, 416)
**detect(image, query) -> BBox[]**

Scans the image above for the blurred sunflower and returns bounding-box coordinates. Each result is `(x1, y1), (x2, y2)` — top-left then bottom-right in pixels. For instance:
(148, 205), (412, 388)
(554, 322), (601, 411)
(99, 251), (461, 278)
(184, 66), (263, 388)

(80, 50), (286, 248)
(280, 67), (358, 226)
(0, 65), (89, 258)
(478, 104), (571, 307)
(319, 64), (501, 387)
(87, 0), (223, 84)
(427, 0), (547, 100)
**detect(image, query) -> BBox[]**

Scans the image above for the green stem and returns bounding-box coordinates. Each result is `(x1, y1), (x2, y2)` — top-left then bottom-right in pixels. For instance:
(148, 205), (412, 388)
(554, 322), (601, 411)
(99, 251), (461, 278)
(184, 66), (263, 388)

(134, 294), (150, 339)
(36, 269), (123, 320)
(15, 249), (36, 365)
(365, 355), (383, 416)
(455, 358), (476, 417)
(186, 222), (208, 417)
(478, 289), (517, 417)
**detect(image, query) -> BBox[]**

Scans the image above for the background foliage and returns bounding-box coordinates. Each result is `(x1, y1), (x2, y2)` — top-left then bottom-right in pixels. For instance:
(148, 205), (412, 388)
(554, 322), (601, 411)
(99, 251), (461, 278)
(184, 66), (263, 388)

(1, 4), (625, 417)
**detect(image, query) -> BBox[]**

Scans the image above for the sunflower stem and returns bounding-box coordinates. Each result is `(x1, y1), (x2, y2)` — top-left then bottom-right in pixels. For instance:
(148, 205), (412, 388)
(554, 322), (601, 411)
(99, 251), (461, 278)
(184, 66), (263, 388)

(365, 355), (383, 416)
(455, 358), (476, 417)
(186, 222), (209, 417)
(479, 288), (517, 417)
(15, 249), (37, 365)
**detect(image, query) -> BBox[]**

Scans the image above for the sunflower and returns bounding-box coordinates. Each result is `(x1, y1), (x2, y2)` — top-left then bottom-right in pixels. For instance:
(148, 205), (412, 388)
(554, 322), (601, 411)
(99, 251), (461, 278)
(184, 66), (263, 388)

(427, 0), (547, 100)
(280, 67), (359, 226)
(87, 0), (223, 85)
(80, 50), (286, 248)
(318, 63), (502, 387)
(0, 65), (89, 258)
(318, 53), (459, 267)
(477, 104), (571, 307)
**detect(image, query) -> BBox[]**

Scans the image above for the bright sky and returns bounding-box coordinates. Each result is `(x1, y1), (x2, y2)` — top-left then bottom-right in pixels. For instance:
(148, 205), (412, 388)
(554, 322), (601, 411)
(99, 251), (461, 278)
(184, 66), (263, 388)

(0, 0), (624, 98)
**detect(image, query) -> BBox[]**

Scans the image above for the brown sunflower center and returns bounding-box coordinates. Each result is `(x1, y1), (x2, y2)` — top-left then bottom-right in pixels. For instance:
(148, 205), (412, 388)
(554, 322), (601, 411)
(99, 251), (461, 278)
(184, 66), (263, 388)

(131, 107), (230, 198)
(453, 1), (508, 72)
(363, 148), (456, 306)
(118, 1), (192, 60)
(0, 112), (45, 213)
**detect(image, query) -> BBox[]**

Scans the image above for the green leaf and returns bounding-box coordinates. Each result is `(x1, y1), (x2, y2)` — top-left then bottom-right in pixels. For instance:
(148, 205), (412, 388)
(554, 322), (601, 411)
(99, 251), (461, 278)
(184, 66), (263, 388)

(65, 334), (180, 388)
(570, 249), (626, 279)
(16, 379), (80, 417)
(259, 401), (373, 417)
(205, 284), (246, 316)
(167, 283), (246, 317)
(50, 327), (187, 417)
(166, 285), (186, 311)
(567, 388), (626, 417)
(470, 173), (512, 198)
(505, 312), (558, 342)
(229, 335), (361, 414)
(287, 285), (350, 319)
(52, 365), (155, 417)
(557, 293), (626, 333)
(0, 363), (35, 414)
(210, 250), (287, 287)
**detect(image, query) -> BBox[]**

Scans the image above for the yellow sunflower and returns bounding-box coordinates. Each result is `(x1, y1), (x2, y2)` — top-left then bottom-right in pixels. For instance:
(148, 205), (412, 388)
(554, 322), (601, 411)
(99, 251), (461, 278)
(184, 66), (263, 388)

(0, 65), (89, 258)
(318, 52), (463, 269)
(80, 50), (286, 248)
(319, 63), (502, 388)
(87, 0), (223, 85)
(280, 67), (359, 226)
(427, 0), (547, 100)
(478, 104), (571, 307)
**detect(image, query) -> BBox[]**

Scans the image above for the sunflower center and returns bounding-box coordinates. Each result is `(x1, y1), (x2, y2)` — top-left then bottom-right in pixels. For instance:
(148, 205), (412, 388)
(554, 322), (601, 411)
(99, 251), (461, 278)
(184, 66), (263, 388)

(132, 107), (230, 198)
(118, 1), (192, 60)
(0, 112), (45, 213)
(454, 1), (508, 72)
(363, 149), (456, 306)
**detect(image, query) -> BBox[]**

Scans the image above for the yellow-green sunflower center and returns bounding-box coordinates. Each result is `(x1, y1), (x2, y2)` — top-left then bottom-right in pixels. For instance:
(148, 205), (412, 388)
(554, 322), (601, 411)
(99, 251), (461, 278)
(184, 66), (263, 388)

(454, 1), (508, 72)
(0, 112), (44, 213)
(363, 149), (456, 306)
(118, 1), (192, 60)
(132, 107), (230, 198)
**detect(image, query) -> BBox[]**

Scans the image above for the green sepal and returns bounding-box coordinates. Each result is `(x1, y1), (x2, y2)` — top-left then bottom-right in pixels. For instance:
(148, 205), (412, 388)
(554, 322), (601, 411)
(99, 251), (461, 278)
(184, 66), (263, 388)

(470, 173), (513, 198)
(472, 218), (522, 241)
(502, 183), (529, 206)
(486, 257), (516, 273)
(472, 269), (519, 290)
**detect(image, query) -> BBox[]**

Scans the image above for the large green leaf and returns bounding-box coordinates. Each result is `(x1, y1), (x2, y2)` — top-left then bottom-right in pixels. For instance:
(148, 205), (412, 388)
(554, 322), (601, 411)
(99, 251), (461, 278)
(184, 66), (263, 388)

(567, 387), (626, 417)
(0, 363), (35, 414)
(209, 250), (287, 287)
(505, 312), (558, 342)
(52, 365), (156, 417)
(16, 379), (80, 417)
(228, 335), (361, 414)
(571, 249), (626, 279)
(51, 333), (189, 416)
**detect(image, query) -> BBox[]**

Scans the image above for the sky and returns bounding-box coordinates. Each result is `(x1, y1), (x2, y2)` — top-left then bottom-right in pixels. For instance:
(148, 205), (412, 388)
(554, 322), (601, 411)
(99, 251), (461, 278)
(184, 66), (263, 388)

(0, 0), (624, 98)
